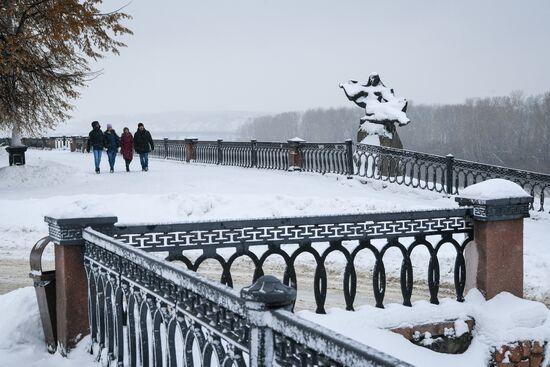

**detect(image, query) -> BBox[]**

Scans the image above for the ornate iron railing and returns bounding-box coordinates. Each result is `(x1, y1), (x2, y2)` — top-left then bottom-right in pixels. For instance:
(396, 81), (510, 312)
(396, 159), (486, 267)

(21, 136), (549, 210)
(194, 141), (218, 164)
(302, 141), (352, 175)
(355, 144), (550, 211)
(355, 144), (449, 194)
(255, 141), (288, 170)
(83, 226), (409, 366)
(452, 157), (550, 211)
(111, 208), (473, 313)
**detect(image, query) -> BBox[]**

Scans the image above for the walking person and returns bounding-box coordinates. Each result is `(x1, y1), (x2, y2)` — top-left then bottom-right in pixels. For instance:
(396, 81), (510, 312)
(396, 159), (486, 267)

(120, 127), (134, 172)
(134, 122), (154, 171)
(86, 121), (105, 174)
(104, 124), (120, 173)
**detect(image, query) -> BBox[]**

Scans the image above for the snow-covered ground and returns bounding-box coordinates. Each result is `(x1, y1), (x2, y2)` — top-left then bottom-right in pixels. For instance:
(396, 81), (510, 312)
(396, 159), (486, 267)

(0, 148), (549, 366)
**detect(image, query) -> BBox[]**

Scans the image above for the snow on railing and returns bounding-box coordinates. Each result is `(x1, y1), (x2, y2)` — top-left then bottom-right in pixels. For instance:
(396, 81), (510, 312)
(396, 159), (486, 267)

(111, 208), (474, 312)
(83, 226), (409, 366)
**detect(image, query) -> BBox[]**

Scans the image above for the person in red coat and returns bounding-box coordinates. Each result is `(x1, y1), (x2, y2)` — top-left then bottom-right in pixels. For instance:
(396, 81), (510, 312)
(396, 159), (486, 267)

(120, 127), (134, 172)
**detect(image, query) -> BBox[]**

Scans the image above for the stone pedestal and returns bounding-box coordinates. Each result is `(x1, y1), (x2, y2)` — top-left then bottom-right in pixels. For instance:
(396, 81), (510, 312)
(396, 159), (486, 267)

(184, 138), (197, 162)
(44, 216), (118, 355)
(287, 138), (305, 171)
(6, 145), (28, 165)
(456, 185), (532, 299)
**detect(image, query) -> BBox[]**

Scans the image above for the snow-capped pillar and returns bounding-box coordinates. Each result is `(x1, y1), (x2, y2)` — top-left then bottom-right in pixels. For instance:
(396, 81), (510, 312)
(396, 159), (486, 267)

(44, 215), (118, 356)
(241, 275), (296, 366)
(287, 138), (305, 171)
(184, 138), (198, 162)
(456, 179), (532, 299)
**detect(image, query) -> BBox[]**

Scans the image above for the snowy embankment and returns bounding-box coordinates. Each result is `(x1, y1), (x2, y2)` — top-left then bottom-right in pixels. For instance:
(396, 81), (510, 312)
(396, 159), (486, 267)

(0, 149), (549, 366)
(1, 149), (549, 301)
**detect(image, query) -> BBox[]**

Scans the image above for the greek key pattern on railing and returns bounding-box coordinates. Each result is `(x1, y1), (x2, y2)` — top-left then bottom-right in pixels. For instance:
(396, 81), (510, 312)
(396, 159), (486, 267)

(81, 226), (408, 366)
(302, 142), (349, 175)
(112, 209), (473, 312)
(84, 235), (250, 367)
(355, 144), (449, 194)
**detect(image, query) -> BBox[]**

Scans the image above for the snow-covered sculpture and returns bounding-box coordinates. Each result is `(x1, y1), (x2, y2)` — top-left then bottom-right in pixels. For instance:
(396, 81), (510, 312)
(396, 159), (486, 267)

(340, 73), (410, 148)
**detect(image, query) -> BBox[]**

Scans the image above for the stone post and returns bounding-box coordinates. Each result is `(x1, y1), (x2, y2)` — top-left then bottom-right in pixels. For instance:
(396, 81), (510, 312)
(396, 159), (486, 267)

(163, 138), (169, 159)
(184, 138), (197, 162)
(241, 275), (296, 366)
(287, 138), (305, 171)
(456, 180), (532, 299)
(44, 216), (118, 356)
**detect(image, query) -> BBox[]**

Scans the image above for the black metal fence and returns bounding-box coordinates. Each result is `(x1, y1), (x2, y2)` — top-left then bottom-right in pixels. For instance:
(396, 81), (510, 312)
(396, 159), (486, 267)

(355, 144), (550, 211)
(83, 221), (411, 366)
(21, 135), (550, 211)
(112, 208), (473, 313)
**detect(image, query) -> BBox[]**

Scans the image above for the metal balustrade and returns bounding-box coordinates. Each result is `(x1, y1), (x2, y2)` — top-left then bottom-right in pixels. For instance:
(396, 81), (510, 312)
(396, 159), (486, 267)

(83, 224), (410, 366)
(21, 136), (550, 211)
(111, 208), (473, 313)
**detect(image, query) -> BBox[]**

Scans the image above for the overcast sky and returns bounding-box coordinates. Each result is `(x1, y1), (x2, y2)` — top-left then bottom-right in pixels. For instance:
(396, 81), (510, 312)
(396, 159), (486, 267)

(76, 0), (550, 117)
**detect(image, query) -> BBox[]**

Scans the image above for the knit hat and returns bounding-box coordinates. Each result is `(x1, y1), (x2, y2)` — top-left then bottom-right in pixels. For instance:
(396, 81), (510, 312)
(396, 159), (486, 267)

(138, 123), (144, 128)
(91, 121), (99, 128)
(107, 123), (113, 129)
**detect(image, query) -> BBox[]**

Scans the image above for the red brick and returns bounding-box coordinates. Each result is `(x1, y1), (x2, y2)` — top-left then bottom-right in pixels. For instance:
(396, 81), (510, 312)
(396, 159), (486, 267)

(530, 354), (543, 367)
(532, 341), (545, 354)
(469, 219), (524, 299)
(496, 362), (514, 367)
(510, 345), (524, 363)
(517, 360), (529, 367)
(494, 347), (510, 363)
(390, 327), (412, 340)
(522, 341), (532, 358)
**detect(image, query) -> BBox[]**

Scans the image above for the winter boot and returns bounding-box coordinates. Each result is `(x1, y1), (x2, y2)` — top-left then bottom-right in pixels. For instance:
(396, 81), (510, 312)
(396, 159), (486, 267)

(96, 168), (100, 174)
(110, 168), (114, 173)
(126, 163), (130, 172)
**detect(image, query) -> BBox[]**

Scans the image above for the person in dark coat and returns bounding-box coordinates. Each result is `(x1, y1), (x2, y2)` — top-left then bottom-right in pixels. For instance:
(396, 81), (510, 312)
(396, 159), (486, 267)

(86, 120), (105, 174)
(133, 122), (154, 171)
(103, 123), (120, 173)
(120, 127), (134, 172)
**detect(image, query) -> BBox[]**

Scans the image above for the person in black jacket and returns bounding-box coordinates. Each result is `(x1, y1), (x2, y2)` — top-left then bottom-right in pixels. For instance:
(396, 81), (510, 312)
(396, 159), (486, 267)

(86, 121), (105, 174)
(133, 122), (154, 171)
(104, 123), (120, 173)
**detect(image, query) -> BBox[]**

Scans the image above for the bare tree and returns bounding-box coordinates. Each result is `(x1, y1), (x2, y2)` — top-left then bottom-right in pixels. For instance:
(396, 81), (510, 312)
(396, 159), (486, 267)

(0, 0), (132, 145)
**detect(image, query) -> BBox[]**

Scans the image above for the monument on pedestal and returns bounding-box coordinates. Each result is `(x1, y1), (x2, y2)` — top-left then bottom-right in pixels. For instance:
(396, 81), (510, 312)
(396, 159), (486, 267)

(340, 73), (410, 148)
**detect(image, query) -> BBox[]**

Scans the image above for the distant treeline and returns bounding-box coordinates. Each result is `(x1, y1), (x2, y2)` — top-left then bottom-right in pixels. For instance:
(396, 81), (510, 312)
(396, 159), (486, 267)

(237, 91), (550, 173)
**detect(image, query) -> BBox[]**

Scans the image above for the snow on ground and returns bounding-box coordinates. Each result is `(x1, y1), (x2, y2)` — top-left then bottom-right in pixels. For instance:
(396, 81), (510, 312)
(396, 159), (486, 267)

(0, 148), (549, 365)
(1, 149), (549, 300)
(300, 290), (550, 367)
(0, 287), (95, 367)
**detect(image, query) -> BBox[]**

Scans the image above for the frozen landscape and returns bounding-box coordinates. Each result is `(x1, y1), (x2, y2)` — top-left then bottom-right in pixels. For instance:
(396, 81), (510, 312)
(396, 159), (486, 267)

(0, 148), (549, 366)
